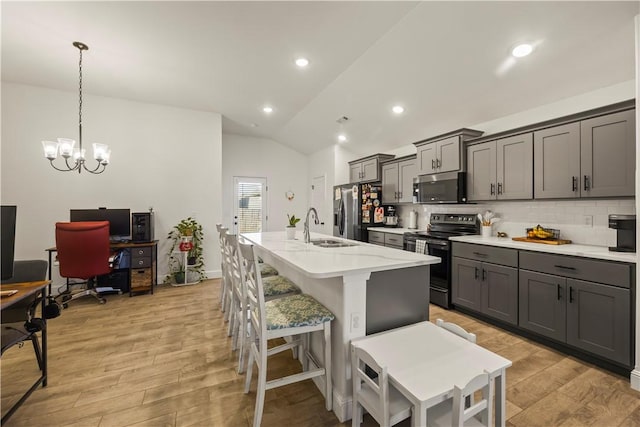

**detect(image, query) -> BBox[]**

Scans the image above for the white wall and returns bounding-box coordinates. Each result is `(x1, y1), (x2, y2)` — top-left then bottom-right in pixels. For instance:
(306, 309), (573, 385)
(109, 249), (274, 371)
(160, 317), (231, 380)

(1, 82), (222, 280)
(308, 145), (335, 235)
(221, 134), (309, 233)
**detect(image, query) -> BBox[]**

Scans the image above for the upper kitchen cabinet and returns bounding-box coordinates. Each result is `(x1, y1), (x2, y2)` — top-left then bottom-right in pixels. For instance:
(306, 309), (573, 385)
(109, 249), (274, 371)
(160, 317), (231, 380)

(467, 133), (533, 201)
(414, 129), (483, 175)
(348, 154), (395, 183)
(381, 155), (417, 204)
(534, 108), (635, 199)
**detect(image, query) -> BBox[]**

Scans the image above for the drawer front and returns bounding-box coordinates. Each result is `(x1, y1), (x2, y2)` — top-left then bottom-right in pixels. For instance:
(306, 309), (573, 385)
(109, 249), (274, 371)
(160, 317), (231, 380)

(452, 242), (518, 267)
(130, 268), (152, 289)
(368, 231), (384, 244)
(131, 256), (151, 268)
(519, 251), (631, 288)
(132, 247), (153, 257)
(384, 234), (403, 247)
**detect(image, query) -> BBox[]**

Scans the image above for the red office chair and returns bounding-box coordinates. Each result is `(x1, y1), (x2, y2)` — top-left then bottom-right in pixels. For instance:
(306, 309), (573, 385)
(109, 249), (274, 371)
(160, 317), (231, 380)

(55, 221), (114, 305)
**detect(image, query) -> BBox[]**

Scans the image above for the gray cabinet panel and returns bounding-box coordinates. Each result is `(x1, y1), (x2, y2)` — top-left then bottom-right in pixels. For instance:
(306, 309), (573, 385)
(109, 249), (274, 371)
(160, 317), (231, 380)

(398, 158), (417, 203)
(452, 242), (518, 268)
(467, 142), (496, 201)
(437, 136), (461, 173)
(518, 270), (566, 342)
(566, 279), (630, 366)
(361, 158), (379, 182)
(368, 231), (384, 245)
(381, 163), (398, 204)
(497, 133), (533, 200)
(482, 263), (518, 325)
(452, 257), (482, 311)
(533, 122), (580, 199)
(580, 109), (635, 198)
(349, 164), (361, 183)
(384, 233), (403, 249)
(417, 143), (437, 175)
(519, 251), (631, 288)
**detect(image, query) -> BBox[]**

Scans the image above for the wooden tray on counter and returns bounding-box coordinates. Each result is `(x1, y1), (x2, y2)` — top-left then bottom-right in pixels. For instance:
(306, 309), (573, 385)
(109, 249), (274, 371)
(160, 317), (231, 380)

(512, 237), (572, 245)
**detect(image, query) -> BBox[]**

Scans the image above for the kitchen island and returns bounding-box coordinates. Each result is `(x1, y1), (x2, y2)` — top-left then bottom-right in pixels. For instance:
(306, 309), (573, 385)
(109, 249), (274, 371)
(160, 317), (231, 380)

(240, 231), (440, 422)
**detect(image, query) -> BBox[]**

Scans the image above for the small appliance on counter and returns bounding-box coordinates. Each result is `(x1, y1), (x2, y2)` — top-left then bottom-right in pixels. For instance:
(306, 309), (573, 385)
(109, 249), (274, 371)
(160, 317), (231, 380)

(383, 206), (398, 227)
(608, 214), (636, 252)
(408, 209), (418, 229)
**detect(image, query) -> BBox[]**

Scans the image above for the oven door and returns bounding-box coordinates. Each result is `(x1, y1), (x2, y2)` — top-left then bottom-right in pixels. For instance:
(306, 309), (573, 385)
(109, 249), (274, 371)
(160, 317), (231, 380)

(425, 238), (451, 308)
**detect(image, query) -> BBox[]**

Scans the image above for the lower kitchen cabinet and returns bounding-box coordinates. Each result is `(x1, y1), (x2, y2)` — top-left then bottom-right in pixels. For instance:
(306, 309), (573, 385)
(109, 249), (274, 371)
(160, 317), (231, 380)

(519, 253), (632, 367)
(452, 255), (518, 325)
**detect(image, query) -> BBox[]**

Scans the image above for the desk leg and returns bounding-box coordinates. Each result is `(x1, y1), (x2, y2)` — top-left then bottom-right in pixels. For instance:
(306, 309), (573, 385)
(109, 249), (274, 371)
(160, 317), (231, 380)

(495, 370), (506, 427)
(41, 287), (48, 387)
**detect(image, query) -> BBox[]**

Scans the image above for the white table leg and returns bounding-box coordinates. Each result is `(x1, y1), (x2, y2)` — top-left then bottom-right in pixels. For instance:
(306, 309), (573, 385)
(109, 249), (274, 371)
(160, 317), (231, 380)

(412, 402), (426, 427)
(495, 370), (506, 427)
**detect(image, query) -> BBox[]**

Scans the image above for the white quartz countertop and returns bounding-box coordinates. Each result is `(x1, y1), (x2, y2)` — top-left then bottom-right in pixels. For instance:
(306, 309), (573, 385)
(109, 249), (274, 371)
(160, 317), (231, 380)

(241, 231), (441, 279)
(450, 235), (637, 263)
(367, 227), (419, 235)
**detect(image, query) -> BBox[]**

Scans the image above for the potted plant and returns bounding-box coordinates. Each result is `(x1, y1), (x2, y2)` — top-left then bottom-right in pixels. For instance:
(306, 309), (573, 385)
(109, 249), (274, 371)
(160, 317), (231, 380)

(165, 217), (205, 284)
(286, 214), (300, 240)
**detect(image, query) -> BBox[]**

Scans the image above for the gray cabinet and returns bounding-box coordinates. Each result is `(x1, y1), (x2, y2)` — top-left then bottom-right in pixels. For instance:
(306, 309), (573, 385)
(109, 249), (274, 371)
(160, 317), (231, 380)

(368, 230), (384, 246)
(580, 109), (635, 198)
(383, 233), (404, 249)
(519, 251), (632, 366)
(349, 154), (395, 183)
(534, 109), (635, 199)
(414, 129), (483, 175)
(467, 133), (533, 201)
(381, 156), (417, 204)
(452, 242), (518, 325)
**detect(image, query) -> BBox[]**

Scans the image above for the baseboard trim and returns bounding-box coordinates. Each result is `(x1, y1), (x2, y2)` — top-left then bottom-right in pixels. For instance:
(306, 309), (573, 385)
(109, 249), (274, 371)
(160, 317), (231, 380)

(310, 376), (351, 423)
(631, 369), (640, 391)
(205, 269), (222, 279)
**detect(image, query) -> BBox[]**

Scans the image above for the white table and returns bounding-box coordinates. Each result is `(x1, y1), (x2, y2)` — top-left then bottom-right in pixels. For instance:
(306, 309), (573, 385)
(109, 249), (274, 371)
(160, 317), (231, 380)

(351, 321), (512, 427)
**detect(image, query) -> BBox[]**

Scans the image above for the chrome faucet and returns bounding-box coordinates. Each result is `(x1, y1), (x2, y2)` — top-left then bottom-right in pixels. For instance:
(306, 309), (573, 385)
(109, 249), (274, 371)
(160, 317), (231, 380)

(304, 207), (320, 243)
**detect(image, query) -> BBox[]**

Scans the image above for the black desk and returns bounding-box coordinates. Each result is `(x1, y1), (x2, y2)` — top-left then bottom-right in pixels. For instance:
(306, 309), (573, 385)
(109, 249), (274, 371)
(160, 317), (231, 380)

(0, 280), (49, 425)
(46, 240), (157, 296)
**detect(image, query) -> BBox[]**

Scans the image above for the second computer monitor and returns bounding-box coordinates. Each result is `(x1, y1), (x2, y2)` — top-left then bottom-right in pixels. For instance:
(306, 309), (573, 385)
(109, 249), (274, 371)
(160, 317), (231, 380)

(70, 208), (131, 241)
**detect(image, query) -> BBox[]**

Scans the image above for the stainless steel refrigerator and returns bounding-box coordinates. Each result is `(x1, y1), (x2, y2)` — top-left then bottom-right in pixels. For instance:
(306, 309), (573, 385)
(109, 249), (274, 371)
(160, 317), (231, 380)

(333, 183), (387, 242)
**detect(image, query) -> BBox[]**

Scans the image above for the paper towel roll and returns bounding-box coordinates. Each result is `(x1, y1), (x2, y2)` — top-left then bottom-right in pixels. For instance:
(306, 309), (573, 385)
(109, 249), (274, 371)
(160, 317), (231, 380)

(409, 210), (417, 229)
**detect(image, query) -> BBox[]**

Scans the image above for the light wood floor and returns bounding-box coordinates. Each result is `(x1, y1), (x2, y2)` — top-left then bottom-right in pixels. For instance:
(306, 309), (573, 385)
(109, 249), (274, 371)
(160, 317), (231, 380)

(2, 279), (639, 426)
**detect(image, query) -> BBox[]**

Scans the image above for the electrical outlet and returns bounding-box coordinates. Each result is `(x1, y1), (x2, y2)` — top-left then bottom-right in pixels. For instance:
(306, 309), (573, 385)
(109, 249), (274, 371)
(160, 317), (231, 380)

(583, 215), (593, 227)
(350, 313), (360, 332)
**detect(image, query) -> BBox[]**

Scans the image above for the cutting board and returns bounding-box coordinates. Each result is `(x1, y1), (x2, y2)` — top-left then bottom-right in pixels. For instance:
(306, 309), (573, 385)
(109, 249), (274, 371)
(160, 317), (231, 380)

(512, 237), (572, 245)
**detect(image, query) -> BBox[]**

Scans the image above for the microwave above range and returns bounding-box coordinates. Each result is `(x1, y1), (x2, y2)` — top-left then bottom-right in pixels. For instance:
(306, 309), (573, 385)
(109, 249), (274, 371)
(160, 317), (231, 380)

(413, 171), (467, 204)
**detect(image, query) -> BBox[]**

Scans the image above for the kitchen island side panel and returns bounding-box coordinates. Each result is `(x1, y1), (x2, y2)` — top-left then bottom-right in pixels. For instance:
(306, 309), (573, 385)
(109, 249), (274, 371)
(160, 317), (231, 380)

(366, 265), (430, 335)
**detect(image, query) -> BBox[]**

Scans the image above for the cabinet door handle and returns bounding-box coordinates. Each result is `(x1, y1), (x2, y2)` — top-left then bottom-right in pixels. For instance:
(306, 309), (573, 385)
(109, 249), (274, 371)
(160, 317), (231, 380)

(474, 267), (479, 280)
(557, 283), (561, 300)
(497, 182), (503, 195)
(436, 158), (441, 168)
(569, 286), (574, 303)
(472, 251), (488, 257)
(482, 268), (487, 281)
(572, 176), (578, 192)
(554, 264), (576, 271)
(490, 183), (495, 195)
(398, 191), (402, 199)
(583, 175), (590, 191)
(432, 159), (436, 169)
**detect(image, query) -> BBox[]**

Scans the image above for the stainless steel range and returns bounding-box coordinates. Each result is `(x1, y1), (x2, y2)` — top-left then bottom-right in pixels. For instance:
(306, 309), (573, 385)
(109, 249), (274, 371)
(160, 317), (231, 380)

(403, 213), (479, 308)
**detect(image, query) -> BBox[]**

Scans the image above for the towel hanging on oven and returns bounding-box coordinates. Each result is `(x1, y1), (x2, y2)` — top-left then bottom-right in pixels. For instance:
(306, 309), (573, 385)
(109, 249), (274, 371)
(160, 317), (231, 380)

(415, 239), (427, 254)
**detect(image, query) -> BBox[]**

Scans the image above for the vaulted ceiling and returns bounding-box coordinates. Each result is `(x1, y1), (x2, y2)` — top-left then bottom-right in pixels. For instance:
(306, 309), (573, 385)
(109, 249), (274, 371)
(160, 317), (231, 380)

(2, 1), (638, 156)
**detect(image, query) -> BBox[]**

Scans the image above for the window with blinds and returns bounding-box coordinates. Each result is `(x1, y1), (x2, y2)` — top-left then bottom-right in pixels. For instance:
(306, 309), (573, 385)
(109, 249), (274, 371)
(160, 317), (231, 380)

(235, 180), (265, 233)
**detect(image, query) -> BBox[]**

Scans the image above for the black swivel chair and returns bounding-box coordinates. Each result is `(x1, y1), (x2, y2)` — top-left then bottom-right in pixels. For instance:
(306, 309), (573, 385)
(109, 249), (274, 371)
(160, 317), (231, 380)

(1, 260), (49, 368)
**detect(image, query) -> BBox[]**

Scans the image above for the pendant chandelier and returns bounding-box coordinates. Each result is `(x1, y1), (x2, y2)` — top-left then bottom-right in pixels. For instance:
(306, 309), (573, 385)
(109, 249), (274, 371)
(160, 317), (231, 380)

(42, 42), (110, 174)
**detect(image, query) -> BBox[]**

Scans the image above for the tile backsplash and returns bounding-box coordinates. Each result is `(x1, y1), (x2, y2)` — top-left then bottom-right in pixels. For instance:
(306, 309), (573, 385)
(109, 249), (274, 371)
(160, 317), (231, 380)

(396, 199), (635, 246)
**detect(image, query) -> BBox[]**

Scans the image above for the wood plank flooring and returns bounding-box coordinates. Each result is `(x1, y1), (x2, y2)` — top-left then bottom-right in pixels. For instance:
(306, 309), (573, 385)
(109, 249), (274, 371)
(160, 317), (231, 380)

(2, 279), (639, 426)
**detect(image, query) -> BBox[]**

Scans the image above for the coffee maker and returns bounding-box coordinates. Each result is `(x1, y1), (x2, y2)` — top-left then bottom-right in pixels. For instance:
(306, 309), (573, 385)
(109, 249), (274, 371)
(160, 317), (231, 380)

(608, 214), (636, 252)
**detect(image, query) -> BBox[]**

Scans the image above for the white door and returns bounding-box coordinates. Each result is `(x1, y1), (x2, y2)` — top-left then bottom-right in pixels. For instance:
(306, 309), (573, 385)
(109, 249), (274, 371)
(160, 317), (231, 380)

(233, 177), (267, 235)
(311, 175), (326, 233)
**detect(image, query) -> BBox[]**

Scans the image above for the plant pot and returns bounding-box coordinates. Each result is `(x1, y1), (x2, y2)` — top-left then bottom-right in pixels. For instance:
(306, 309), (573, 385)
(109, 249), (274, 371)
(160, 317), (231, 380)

(179, 236), (193, 252)
(187, 256), (197, 266)
(174, 271), (185, 283)
(286, 227), (296, 240)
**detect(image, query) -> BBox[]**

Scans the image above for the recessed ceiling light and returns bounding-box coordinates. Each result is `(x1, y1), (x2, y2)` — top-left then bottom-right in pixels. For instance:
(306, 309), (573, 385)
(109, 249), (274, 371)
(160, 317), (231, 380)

(511, 43), (533, 58)
(295, 58), (309, 68)
(337, 134), (347, 143)
(392, 105), (405, 114)
(262, 106), (273, 114)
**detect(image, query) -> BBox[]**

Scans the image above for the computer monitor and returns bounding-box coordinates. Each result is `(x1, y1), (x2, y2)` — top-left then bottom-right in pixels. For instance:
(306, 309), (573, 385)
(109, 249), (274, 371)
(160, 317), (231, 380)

(1, 205), (17, 280)
(70, 208), (131, 241)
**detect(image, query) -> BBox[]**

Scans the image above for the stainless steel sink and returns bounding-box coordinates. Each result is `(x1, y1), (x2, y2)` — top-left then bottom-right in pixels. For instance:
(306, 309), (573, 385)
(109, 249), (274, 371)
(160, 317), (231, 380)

(310, 238), (358, 248)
